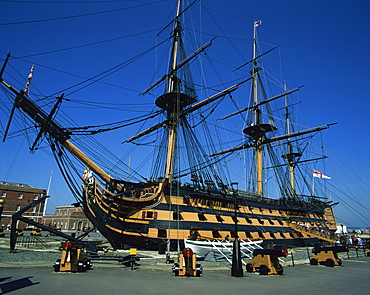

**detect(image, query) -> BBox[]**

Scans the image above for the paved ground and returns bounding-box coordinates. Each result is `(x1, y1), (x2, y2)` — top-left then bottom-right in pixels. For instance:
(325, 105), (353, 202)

(0, 256), (369, 295)
(1, 235), (369, 294)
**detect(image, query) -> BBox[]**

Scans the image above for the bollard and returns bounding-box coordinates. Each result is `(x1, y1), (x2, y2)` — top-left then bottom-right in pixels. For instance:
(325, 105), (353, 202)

(290, 249), (295, 267)
(231, 238), (243, 277)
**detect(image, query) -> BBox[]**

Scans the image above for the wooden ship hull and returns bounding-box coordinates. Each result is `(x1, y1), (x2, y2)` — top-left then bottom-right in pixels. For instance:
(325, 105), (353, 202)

(81, 177), (337, 250)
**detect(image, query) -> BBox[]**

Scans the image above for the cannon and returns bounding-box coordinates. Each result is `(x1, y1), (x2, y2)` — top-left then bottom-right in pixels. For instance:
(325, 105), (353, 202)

(172, 248), (202, 277)
(31, 228), (42, 236)
(310, 245), (349, 267)
(53, 240), (93, 272)
(246, 246), (288, 275)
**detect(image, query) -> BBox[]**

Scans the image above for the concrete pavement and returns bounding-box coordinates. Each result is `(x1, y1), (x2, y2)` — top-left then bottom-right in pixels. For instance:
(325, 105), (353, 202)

(0, 256), (369, 294)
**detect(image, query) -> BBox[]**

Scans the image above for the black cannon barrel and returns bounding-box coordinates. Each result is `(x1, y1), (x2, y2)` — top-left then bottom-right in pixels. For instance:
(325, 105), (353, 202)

(253, 248), (288, 257)
(312, 245), (349, 254)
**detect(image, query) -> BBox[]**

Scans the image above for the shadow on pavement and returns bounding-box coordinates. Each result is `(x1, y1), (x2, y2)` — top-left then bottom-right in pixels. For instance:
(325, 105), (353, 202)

(0, 276), (39, 294)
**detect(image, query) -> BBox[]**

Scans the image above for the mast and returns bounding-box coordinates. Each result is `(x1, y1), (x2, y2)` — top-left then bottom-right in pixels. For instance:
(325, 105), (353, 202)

(281, 83), (301, 199)
(164, 1), (180, 183)
(252, 22), (263, 196)
(155, 0), (195, 184)
(242, 21), (276, 198)
(285, 84), (295, 196)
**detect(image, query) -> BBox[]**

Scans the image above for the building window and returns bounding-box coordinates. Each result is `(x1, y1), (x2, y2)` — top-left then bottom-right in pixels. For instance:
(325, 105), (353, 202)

(34, 195), (38, 200)
(146, 211), (154, 218)
(72, 222), (76, 229)
(230, 230), (237, 238)
(18, 193), (23, 199)
(32, 207), (37, 213)
(16, 205), (21, 211)
(1, 192), (6, 198)
(245, 217), (253, 224)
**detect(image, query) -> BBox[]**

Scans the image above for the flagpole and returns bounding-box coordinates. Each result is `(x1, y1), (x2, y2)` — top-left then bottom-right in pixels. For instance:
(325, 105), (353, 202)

(311, 171), (315, 196)
(43, 170), (53, 216)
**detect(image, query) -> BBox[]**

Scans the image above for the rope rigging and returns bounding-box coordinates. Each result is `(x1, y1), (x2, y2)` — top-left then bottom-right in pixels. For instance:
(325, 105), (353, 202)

(65, 110), (163, 135)
(0, 1), (166, 26)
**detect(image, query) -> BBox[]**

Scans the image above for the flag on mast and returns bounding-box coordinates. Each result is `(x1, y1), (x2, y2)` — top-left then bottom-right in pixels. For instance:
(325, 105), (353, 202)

(254, 20), (262, 27)
(313, 169), (331, 179)
(24, 64), (34, 95)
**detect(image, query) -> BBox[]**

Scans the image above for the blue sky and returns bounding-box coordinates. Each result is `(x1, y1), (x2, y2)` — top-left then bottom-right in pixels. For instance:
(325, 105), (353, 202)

(0, 0), (369, 228)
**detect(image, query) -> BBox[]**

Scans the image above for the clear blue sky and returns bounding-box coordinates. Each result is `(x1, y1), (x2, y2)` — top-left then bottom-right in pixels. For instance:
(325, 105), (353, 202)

(0, 0), (369, 228)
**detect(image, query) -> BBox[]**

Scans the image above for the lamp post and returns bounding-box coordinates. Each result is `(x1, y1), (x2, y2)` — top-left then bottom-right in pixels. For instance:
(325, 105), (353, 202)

(231, 182), (243, 277)
(0, 199), (4, 223)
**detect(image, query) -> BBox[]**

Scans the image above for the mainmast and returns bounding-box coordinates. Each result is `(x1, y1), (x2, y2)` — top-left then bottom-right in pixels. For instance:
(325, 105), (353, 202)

(243, 21), (276, 197)
(252, 22), (263, 196)
(155, 0), (196, 184)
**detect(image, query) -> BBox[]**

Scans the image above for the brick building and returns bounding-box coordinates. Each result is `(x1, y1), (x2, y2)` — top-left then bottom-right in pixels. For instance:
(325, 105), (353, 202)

(42, 205), (93, 232)
(0, 181), (46, 230)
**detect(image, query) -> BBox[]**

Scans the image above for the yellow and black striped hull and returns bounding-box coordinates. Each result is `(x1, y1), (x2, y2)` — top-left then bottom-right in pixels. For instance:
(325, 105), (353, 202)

(82, 182), (337, 250)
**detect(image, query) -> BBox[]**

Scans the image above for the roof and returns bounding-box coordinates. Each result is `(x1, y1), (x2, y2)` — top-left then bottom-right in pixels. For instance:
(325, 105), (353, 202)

(0, 181), (46, 193)
(0, 181), (34, 188)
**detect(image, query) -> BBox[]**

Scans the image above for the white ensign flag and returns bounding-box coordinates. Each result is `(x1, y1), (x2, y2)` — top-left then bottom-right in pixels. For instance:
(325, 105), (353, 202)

(313, 169), (331, 179)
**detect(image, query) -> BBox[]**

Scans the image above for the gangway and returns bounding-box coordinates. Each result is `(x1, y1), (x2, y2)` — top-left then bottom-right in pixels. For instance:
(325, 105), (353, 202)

(290, 223), (337, 244)
(210, 239), (264, 265)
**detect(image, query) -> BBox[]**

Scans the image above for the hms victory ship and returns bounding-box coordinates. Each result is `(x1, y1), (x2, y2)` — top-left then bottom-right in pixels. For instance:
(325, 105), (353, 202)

(0, 0), (337, 251)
